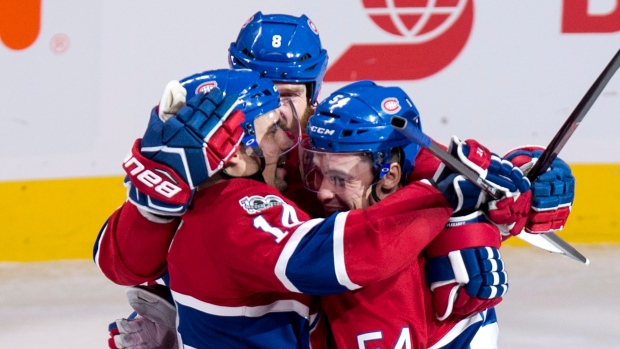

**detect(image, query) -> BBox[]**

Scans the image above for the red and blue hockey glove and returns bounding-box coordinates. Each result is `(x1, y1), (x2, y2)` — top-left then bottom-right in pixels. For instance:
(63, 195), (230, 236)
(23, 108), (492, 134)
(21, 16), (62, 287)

(123, 87), (246, 215)
(425, 212), (507, 321)
(108, 285), (178, 349)
(503, 147), (575, 235)
(433, 136), (531, 219)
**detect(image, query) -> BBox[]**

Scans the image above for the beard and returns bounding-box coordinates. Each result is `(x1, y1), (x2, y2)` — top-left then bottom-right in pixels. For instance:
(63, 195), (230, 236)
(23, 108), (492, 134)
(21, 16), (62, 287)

(274, 177), (289, 193)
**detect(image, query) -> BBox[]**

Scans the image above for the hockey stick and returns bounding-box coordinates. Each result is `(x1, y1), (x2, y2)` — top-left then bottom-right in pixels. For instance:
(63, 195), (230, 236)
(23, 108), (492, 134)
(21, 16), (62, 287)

(390, 116), (589, 264)
(391, 115), (504, 201)
(393, 48), (619, 264)
(527, 48), (620, 179)
(514, 48), (620, 264)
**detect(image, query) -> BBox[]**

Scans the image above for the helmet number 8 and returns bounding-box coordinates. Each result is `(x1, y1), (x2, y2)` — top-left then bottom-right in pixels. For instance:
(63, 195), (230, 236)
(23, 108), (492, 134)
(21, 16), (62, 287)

(272, 35), (282, 48)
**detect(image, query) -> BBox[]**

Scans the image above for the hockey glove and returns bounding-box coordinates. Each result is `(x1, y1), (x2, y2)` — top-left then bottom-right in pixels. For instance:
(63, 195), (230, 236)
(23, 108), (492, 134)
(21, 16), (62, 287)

(433, 136), (531, 217)
(504, 147), (575, 234)
(425, 212), (507, 321)
(108, 285), (178, 349)
(124, 87), (246, 215)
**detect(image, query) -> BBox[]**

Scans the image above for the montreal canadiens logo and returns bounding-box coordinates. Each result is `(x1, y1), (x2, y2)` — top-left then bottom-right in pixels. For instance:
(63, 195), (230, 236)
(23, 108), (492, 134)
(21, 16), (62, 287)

(381, 97), (401, 114)
(308, 19), (319, 34)
(196, 81), (217, 95)
(325, 0), (473, 81)
(242, 15), (254, 28)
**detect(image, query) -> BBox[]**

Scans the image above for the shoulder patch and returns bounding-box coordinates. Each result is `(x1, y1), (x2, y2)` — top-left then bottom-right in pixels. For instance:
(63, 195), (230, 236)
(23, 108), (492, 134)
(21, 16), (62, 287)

(239, 195), (284, 214)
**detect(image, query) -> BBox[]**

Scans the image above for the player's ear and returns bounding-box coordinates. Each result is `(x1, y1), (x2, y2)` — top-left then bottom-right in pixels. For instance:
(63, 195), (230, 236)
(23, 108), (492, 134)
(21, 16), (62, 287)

(223, 147), (262, 178)
(382, 162), (402, 191)
(222, 148), (244, 176)
(376, 162), (402, 198)
(225, 148), (242, 166)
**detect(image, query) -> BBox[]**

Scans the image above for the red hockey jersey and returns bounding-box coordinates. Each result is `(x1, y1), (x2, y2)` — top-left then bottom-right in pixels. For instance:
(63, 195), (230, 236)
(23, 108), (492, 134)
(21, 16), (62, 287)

(95, 176), (452, 348)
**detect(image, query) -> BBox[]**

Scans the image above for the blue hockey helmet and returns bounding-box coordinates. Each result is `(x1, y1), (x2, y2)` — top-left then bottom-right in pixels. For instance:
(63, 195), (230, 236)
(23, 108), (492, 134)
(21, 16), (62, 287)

(305, 80), (422, 178)
(179, 69), (300, 161)
(228, 11), (329, 105)
(179, 68), (281, 136)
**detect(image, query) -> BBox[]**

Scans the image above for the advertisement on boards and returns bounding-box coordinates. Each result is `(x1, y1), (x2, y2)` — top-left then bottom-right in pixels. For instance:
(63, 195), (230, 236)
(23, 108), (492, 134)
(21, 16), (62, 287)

(1, 0), (619, 181)
(0, 1), (619, 260)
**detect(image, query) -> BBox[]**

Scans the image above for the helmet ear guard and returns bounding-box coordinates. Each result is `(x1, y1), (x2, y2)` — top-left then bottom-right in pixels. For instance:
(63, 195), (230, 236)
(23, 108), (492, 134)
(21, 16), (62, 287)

(228, 11), (329, 105)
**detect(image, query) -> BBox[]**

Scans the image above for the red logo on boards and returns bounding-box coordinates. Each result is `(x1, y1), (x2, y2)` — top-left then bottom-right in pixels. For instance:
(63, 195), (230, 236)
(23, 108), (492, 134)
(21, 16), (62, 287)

(562, 0), (620, 33)
(325, 0), (474, 82)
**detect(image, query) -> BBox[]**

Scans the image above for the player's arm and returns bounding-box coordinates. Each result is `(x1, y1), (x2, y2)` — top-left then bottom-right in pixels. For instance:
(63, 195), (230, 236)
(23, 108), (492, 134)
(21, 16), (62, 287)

(95, 85), (245, 285)
(273, 138), (529, 295)
(273, 181), (452, 296)
(94, 202), (179, 286)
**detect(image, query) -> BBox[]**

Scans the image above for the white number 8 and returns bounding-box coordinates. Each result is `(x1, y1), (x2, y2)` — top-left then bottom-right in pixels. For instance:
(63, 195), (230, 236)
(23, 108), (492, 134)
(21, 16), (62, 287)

(272, 35), (282, 48)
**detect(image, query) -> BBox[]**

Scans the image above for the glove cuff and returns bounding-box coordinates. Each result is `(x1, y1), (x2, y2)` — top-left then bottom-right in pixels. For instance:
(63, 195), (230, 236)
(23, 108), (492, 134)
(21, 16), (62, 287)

(124, 139), (192, 205)
(426, 222), (502, 258)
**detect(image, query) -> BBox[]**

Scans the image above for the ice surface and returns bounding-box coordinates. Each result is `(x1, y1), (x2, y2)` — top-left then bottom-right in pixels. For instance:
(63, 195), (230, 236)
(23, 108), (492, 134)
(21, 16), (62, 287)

(1, 245), (618, 348)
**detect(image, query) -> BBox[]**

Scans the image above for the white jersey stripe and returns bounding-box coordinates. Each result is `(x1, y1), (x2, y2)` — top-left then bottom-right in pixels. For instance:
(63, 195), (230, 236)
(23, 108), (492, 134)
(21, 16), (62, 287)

(172, 290), (310, 319)
(333, 212), (362, 290)
(429, 311), (485, 349)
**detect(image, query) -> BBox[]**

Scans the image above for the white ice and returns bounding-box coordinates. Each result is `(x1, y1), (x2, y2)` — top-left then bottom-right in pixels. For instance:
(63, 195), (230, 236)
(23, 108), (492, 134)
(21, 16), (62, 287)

(1, 245), (618, 348)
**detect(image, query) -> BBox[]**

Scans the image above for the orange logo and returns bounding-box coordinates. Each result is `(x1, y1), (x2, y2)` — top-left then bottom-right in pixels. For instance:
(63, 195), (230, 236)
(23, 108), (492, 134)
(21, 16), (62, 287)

(0, 0), (41, 50)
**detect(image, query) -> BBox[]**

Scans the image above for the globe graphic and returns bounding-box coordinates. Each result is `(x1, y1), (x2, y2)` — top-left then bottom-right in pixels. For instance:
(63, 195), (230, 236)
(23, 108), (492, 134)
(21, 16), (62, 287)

(363, 0), (468, 43)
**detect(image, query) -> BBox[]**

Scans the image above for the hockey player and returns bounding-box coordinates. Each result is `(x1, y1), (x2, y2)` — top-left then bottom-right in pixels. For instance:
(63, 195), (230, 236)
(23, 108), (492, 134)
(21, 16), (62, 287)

(301, 81), (575, 348)
(228, 11), (329, 131)
(228, 11), (329, 216)
(95, 70), (532, 349)
(106, 12), (330, 348)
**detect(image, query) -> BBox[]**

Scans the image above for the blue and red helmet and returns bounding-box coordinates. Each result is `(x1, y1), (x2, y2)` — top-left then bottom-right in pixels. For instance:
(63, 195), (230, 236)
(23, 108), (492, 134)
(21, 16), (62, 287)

(179, 68), (280, 139)
(306, 80), (422, 177)
(228, 11), (328, 105)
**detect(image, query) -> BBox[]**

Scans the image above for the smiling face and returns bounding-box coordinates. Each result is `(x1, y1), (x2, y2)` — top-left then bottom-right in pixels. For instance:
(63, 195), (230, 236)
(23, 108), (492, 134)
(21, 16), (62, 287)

(300, 148), (377, 214)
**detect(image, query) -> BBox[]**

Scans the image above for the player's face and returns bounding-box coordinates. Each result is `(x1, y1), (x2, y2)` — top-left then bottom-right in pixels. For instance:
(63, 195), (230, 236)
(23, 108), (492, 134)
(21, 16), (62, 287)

(253, 109), (299, 192)
(275, 83), (311, 132)
(311, 153), (375, 214)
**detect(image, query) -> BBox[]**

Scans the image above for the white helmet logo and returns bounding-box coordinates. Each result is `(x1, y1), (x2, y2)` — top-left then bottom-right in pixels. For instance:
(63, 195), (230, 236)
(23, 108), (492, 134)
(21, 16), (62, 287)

(196, 81), (217, 95)
(308, 19), (319, 35)
(382, 97), (401, 114)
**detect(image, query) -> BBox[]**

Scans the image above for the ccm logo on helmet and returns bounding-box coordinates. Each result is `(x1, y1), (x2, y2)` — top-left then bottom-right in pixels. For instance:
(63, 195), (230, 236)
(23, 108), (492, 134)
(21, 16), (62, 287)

(123, 156), (182, 199)
(309, 126), (335, 135)
(381, 98), (401, 114)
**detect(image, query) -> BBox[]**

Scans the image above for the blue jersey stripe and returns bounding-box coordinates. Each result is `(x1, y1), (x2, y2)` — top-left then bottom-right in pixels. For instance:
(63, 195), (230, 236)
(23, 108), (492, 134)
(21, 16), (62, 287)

(430, 308), (499, 349)
(280, 213), (353, 295)
(92, 218), (109, 266)
(175, 298), (311, 349)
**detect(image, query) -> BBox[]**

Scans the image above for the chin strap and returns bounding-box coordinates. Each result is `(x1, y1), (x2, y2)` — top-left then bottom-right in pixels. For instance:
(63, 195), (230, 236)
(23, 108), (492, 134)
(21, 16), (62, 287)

(371, 182), (382, 204)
